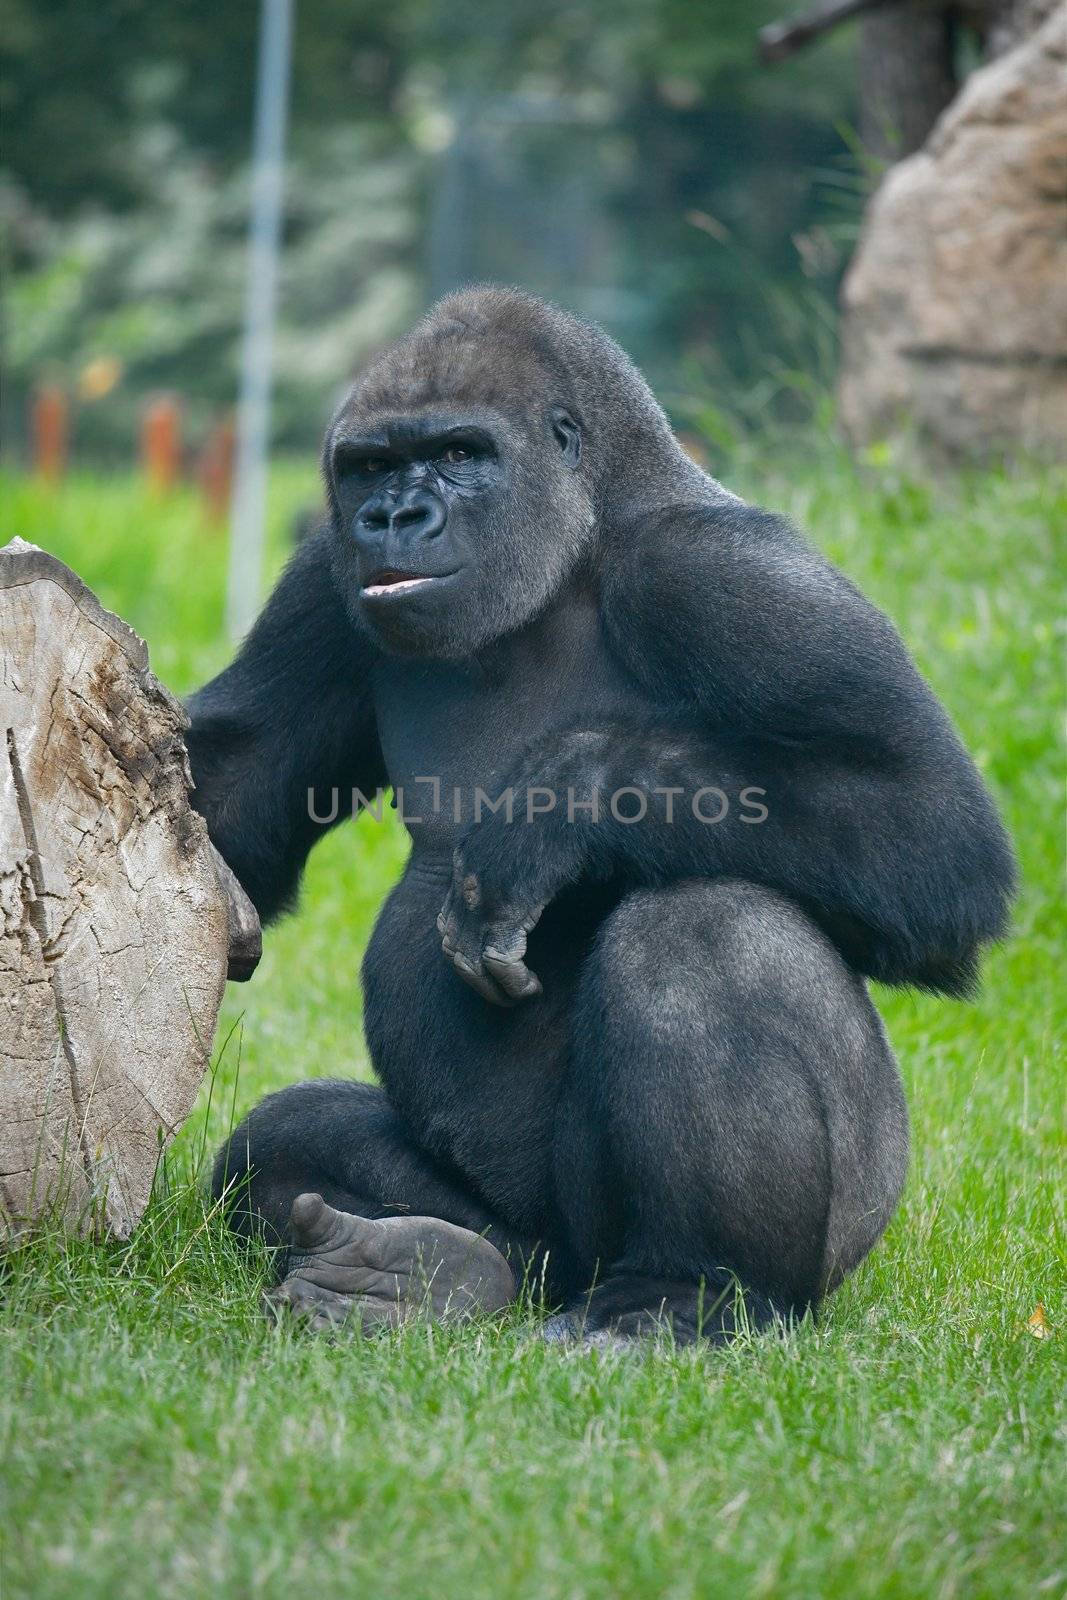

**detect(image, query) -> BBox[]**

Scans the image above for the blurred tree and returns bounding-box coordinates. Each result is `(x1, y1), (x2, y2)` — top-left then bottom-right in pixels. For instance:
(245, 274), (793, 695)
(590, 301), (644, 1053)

(1, 0), (152, 219)
(0, 0), (865, 459)
(759, 0), (1027, 161)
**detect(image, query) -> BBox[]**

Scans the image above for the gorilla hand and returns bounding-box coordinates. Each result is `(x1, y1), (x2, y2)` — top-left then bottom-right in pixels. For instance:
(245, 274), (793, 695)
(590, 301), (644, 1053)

(437, 844), (547, 1007)
(436, 731), (607, 1003)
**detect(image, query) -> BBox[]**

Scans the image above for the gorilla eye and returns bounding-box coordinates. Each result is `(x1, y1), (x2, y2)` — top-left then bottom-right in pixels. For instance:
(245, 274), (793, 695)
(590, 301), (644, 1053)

(437, 445), (473, 465)
(361, 457), (390, 475)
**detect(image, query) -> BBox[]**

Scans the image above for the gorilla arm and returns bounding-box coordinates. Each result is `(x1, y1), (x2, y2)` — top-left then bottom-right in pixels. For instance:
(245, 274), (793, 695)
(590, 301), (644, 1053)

(186, 529), (385, 922)
(438, 503), (1016, 1003)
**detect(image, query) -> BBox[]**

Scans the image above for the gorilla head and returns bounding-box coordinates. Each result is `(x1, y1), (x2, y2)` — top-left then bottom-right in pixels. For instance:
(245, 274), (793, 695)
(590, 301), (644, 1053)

(325, 286), (684, 658)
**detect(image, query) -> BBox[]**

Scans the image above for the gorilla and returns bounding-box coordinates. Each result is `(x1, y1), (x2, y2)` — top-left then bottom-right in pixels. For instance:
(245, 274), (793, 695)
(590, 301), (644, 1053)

(187, 286), (1015, 1343)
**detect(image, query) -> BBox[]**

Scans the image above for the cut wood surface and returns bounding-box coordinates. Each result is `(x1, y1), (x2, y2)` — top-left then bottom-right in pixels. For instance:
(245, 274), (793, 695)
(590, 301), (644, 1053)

(1, 538), (259, 1239)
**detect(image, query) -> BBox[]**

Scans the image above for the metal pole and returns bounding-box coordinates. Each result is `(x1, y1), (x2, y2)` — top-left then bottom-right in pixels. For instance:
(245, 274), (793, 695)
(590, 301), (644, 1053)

(226, 0), (294, 641)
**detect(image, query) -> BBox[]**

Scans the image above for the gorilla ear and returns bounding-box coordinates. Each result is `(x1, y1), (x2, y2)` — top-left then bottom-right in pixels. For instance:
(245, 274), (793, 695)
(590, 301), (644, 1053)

(549, 408), (582, 469)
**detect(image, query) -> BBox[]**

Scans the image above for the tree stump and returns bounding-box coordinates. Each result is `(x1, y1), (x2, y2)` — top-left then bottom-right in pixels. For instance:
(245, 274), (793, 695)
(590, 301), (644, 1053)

(1, 539), (260, 1240)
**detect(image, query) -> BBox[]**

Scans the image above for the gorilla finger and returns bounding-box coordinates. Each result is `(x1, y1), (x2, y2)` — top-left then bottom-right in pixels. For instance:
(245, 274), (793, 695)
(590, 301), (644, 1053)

(437, 907), (464, 953)
(451, 951), (514, 1007)
(483, 951), (542, 1000)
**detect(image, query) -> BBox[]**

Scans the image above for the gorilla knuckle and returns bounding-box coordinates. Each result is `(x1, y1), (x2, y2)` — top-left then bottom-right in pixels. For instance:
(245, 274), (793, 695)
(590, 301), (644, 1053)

(461, 872), (481, 910)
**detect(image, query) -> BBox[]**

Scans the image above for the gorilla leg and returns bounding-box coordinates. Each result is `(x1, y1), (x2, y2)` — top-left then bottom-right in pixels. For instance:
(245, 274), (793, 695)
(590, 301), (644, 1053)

(213, 1079), (514, 1245)
(213, 1079), (526, 1328)
(550, 879), (909, 1344)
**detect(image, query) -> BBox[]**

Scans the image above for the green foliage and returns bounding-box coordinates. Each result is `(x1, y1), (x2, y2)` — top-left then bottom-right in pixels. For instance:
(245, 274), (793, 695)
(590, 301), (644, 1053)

(4, 128), (421, 456)
(0, 0), (155, 215)
(1, 0), (866, 459)
(1, 454), (1063, 1598)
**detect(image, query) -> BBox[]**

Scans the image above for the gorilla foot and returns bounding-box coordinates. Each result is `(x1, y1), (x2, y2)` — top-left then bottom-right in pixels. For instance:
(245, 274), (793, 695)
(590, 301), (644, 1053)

(538, 1312), (635, 1352)
(540, 1272), (778, 1349)
(266, 1192), (517, 1333)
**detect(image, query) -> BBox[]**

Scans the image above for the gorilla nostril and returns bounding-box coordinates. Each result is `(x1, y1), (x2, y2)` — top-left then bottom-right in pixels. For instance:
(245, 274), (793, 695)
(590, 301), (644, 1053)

(393, 504), (426, 530)
(391, 495), (447, 540)
(358, 505), (389, 534)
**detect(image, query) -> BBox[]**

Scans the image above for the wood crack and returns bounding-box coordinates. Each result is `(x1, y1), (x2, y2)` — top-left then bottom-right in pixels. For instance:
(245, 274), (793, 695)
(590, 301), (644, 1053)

(6, 724), (98, 1202)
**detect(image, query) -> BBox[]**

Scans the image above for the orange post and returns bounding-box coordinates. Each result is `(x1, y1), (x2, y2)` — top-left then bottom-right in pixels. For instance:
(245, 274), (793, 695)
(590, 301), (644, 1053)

(141, 396), (182, 493)
(31, 386), (69, 483)
(196, 418), (237, 525)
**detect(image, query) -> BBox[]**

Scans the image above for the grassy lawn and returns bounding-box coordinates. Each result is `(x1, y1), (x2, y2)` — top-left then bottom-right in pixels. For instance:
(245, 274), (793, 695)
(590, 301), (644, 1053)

(1, 452), (1063, 1599)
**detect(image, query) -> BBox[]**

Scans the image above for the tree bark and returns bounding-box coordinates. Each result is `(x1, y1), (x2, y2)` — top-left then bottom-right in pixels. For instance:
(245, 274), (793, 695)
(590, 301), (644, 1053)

(759, 1), (1028, 159)
(0, 539), (259, 1240)
(759, 0), (898, 64)
(858, 4), (959, 160)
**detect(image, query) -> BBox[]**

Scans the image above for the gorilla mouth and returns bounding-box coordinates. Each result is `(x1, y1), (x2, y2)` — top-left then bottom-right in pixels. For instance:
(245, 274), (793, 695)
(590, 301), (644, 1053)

(362, 569), (456, 598)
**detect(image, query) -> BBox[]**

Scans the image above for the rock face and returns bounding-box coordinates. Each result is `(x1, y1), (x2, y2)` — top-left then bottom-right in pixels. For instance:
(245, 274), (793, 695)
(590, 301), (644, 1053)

(0, 540), (259, 1239)
(839, 3), (1067, 460)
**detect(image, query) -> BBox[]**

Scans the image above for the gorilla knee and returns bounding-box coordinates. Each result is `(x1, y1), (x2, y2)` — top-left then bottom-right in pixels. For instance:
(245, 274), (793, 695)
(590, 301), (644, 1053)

(590, 877), (847, 1027)
(574, 879), (904, 1306)
(210, 1079), (378, 1242)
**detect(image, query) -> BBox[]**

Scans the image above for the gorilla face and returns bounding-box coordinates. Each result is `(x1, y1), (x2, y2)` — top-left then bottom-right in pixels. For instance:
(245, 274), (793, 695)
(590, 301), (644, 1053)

(326, 363), (591, 659)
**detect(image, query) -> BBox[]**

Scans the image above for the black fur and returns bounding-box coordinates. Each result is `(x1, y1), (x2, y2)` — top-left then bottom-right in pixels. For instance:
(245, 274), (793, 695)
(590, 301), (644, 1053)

(189, 287), (1016, 1341)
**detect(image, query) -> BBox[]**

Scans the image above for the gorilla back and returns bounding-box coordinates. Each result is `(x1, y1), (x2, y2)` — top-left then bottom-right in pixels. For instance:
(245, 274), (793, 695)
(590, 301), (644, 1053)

(188, 286), (1015, 1343)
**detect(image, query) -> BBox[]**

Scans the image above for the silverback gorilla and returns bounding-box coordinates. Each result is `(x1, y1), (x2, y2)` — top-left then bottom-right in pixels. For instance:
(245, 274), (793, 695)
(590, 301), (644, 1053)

(187, 287), (1016, 1343)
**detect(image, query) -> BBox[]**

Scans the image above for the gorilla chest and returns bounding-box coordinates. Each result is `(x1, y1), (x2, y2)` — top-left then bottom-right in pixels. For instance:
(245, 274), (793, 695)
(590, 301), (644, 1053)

(369, 604), (639, 849)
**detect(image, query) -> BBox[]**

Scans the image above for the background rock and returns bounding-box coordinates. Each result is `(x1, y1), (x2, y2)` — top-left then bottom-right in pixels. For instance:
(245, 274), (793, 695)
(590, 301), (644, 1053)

(838, 3), (1067, 460)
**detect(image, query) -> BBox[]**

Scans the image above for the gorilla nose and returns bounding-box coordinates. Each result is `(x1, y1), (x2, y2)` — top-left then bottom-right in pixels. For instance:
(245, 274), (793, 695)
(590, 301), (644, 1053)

(356, 488), (446, 544)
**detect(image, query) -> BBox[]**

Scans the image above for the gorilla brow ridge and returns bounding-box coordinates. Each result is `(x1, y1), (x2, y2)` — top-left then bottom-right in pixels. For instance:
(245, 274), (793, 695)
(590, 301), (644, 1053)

(354, 291), (592, 422)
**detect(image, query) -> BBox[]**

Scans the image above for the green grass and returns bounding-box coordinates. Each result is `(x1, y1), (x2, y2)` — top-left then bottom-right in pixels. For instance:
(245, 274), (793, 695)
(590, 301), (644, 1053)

(1, 453), (1064, 1600)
